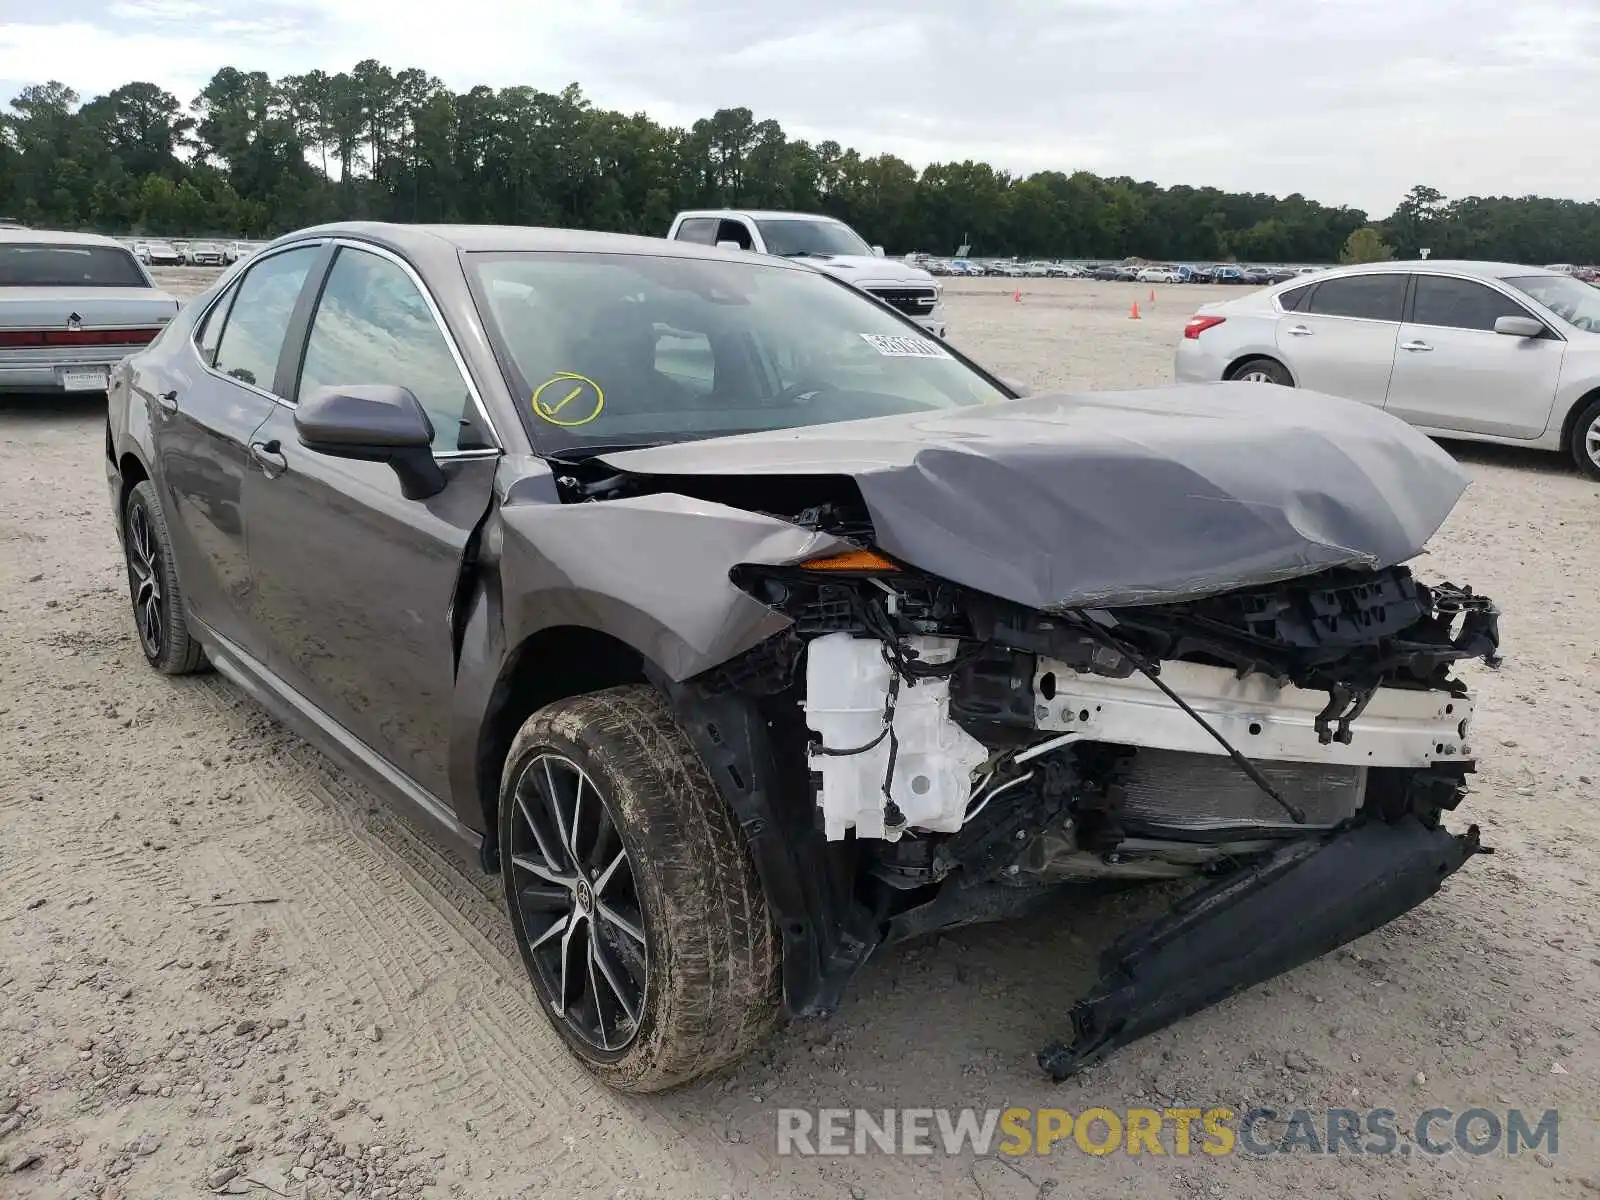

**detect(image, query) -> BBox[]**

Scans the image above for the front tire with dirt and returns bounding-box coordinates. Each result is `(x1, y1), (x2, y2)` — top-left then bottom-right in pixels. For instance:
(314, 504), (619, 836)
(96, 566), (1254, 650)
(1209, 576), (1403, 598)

(499, 685), (779, 1093)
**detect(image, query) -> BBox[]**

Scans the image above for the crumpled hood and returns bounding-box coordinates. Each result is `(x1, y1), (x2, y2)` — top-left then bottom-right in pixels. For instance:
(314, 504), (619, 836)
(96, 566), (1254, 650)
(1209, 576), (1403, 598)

(597, 382), (1470, 611)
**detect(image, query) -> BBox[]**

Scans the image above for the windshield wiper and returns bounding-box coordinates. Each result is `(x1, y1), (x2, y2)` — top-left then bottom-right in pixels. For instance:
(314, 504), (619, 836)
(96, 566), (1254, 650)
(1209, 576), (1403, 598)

(546, 440), (665, 463)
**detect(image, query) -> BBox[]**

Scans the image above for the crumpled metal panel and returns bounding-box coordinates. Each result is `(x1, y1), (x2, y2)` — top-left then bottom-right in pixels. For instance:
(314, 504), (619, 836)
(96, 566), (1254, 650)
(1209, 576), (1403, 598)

(598, 383), (1469, 611)
(494, 459), (843, 680)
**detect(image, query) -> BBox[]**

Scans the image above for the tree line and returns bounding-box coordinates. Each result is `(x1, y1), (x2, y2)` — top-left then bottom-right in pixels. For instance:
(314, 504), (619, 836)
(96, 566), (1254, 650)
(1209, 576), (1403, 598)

(2, 63), (1597, 264)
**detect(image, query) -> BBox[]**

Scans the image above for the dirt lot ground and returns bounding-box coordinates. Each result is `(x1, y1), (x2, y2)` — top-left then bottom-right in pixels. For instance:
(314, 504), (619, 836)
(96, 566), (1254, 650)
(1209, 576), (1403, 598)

(2, 270), (1598, 1199)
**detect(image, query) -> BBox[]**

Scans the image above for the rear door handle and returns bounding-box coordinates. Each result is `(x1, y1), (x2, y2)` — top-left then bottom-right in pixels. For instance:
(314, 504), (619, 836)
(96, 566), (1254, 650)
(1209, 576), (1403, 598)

(1400, 340), (1433, 352)
(248, 439), (287, 477)
(1285, 324), (1313, 336)
(155, 389), (179, 413)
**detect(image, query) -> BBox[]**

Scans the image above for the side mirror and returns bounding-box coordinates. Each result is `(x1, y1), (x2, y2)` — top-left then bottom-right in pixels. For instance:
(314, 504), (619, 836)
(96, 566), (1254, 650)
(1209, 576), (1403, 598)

(1494, 315), (1545, 338)
(715, 239), (743, 252)
(871, 245), (886, 257)
(294, 384), (445, 500)
(1000, 376), (1032, 397)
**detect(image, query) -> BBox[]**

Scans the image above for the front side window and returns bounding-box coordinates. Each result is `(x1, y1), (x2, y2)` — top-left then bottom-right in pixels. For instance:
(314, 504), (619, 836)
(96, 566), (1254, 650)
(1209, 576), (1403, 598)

(1505, 274), (1600, 334)
(1411, 275), (1530, 332)
(297, 246), (487, 452)
(467, 251), (1009, 453)
(211, 246), (320, 393)
(714, 219), (754, 250)
(0, 244), (149, 287)
(1306, 274), (1406, 322)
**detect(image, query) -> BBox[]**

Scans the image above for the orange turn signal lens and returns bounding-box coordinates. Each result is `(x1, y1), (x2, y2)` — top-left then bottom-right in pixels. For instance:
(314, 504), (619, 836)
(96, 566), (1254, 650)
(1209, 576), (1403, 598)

(798, 548), (900, 572)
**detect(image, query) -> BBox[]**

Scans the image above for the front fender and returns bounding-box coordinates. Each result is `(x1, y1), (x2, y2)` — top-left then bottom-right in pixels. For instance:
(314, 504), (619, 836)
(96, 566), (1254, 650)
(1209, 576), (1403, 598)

(496, 488), (837, 681)
(444, 462), (846, 831)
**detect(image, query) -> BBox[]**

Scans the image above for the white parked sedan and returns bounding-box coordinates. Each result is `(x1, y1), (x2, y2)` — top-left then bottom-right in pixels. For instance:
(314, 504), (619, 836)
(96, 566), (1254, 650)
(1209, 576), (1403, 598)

(1137, 266), (1182, 283)
(1174, 260), (1600, 478)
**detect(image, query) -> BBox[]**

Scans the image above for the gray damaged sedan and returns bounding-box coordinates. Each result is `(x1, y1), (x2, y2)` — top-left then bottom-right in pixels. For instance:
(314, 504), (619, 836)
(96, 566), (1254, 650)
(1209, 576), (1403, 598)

(105, 223), (1502, 1092)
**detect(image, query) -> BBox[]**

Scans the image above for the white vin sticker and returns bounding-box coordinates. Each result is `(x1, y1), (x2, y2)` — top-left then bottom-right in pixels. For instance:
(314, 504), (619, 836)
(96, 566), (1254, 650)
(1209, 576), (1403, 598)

(859, 332), (952, 359)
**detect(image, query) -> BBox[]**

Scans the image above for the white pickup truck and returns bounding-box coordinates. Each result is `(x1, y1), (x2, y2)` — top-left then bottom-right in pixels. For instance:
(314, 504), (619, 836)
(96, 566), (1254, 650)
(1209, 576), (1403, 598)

(666, 209), (949, 338)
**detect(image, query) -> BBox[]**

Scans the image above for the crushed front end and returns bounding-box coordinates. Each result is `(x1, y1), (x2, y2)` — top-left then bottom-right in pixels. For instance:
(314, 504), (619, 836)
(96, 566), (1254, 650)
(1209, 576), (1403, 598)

(700, 549), (1499, 1078)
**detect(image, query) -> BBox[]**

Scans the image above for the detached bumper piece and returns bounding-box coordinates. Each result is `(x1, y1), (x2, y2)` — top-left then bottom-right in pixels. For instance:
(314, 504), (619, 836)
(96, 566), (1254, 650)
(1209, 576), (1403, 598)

(1037, 816), (1485, 1081)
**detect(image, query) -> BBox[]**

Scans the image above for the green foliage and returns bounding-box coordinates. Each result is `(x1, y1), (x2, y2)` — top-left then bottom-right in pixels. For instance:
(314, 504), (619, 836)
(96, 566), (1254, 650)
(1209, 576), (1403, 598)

(1339, 226), (1396, 264)
(0, 66), (1594, 262)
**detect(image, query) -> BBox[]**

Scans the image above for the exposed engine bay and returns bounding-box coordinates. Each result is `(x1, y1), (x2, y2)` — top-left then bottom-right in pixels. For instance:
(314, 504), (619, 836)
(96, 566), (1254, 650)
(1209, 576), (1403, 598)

(554, 389), (1502, 1079)
(695, 545), (1498, 1078)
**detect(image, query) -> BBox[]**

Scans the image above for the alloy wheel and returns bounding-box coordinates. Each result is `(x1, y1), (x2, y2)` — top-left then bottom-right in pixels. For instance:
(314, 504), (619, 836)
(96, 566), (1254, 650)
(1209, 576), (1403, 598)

(507, 753), (648, 1053)
(1238, 369), (1275, 383)
(1586, 415), (1600, 471)
(125, 501), (164, 658)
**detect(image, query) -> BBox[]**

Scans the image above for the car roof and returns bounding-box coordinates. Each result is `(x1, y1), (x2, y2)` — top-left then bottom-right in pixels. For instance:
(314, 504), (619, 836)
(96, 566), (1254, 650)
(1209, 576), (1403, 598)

(674, 210), (844, 224)
(0, 228), (132, 249)
(1293, 259), (1558, 282)
(277, 221), (819, 270)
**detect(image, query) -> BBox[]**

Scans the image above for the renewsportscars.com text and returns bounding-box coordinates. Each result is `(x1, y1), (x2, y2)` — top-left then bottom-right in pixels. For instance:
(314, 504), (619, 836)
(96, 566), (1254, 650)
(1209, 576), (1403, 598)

(776, 1106), (1559, 1158)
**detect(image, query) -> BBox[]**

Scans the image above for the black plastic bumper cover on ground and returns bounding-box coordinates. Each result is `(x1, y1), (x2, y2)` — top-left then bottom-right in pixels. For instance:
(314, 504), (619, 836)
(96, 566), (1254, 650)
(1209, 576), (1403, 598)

(1038, 816), (1484, 1081)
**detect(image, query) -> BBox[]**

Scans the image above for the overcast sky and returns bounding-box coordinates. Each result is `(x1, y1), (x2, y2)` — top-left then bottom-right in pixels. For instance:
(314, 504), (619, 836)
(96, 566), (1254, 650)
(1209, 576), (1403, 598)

(2, 0), (1596, 216)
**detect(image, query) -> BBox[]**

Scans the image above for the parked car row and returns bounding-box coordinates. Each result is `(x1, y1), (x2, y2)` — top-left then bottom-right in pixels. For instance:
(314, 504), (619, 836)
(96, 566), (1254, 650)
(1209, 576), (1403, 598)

(124, 238), (265, 267)
(916, 257), (1327, 284)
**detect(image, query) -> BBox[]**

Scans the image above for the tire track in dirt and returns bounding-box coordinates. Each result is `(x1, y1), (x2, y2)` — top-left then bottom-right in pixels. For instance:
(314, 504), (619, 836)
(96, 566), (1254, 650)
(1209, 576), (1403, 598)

(195, 717), (756, 1190)
(232, 773), (672, 1197)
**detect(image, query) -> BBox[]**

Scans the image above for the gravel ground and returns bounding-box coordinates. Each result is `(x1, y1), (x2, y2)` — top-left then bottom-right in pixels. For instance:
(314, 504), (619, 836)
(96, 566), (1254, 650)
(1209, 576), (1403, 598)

(2, 269), (1598, 1199)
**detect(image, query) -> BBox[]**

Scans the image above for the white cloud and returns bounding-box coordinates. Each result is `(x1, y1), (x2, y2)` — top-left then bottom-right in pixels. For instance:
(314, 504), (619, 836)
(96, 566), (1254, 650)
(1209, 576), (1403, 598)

(2, 0), (1599, 213)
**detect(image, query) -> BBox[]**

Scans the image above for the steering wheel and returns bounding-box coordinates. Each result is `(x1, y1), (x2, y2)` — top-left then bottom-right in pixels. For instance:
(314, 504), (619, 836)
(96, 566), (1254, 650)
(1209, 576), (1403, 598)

(772, 379), (838, 405)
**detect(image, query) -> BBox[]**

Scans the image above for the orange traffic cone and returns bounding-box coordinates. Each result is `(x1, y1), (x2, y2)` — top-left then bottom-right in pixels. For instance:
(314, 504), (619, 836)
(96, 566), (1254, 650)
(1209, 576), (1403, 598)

(1149, 288), (1157, 303)
(1013, 289), (1021, 303)
(1129, 301), (1141, 320)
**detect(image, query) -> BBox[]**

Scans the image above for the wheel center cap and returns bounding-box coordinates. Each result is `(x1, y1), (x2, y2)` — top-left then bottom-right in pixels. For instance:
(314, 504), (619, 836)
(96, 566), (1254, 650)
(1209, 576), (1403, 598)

(574, 879), (594, 915)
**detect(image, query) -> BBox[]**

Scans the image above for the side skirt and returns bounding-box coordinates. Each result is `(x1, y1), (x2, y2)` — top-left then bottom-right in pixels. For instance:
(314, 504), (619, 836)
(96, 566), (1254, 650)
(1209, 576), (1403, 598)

(192, 618), (480, 858)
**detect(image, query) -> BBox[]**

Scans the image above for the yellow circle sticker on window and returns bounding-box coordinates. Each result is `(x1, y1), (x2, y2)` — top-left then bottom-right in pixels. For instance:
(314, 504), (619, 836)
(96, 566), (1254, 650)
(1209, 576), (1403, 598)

(531, 372), (605, 427)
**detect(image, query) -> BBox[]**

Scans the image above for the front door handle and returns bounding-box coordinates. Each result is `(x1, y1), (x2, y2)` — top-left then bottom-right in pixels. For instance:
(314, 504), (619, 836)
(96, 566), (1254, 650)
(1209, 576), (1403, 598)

(1400, 340), (1433, 352)
(1285, 324), (1313, 336)
(154, 389), (179, 413)
(248, 439), (287, 477)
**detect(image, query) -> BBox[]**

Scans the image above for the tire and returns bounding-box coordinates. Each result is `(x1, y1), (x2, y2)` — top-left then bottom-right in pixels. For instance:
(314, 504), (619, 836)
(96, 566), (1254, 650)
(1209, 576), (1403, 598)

(499, 685), (779, 1093)
(1228, 357), (1294, 386)
(122, 480), (207, 675)
(1569, 396), (1600, 480)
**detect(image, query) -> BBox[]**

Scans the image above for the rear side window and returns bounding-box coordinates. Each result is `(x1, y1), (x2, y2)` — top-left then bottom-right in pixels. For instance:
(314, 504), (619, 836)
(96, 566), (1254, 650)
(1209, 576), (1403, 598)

(674, 218), (717, 245)
(211, 246), (319, 394)
(1411, 275), (1530, 332)
(0, 244), (148, 287)
(1279, 284), (1314, 312)
(1306, 274), (1406, 322)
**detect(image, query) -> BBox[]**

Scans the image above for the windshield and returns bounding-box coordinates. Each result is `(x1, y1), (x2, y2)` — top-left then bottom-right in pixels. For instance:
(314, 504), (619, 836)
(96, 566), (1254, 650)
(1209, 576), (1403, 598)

(754, 218), (873, 258)
(0, 244), (149, 287)
(1505, 274), (1600, 333)
(468, 251), (1008, 452)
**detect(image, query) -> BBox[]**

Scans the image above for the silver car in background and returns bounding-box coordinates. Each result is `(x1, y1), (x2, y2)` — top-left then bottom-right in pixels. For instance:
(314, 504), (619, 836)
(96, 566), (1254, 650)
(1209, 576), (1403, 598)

(0, 229), (177, 393)
(1174, 260), (1600, 478)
